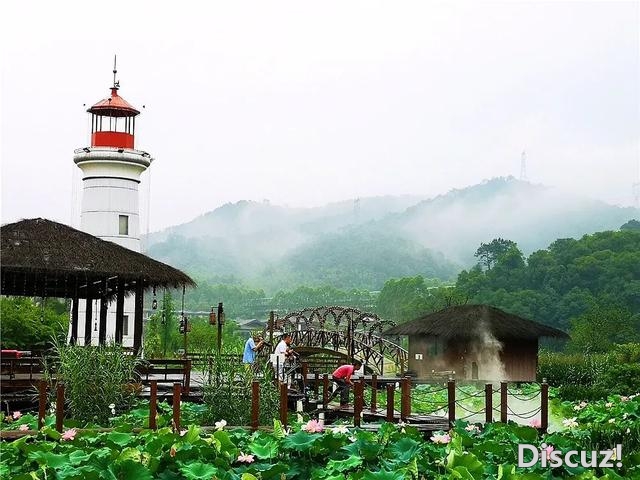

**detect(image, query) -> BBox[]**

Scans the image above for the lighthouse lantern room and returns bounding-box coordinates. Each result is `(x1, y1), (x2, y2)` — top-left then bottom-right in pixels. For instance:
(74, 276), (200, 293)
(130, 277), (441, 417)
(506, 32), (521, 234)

(73, 58), (153, 346)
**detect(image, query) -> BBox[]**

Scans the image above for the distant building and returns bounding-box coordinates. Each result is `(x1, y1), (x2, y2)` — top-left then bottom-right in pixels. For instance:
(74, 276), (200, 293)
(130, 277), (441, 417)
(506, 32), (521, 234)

(385, 304), (569, 382)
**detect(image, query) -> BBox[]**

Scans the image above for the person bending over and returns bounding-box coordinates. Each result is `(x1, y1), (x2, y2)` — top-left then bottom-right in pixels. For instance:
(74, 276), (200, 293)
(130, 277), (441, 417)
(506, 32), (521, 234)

(329, 360), (362, 407)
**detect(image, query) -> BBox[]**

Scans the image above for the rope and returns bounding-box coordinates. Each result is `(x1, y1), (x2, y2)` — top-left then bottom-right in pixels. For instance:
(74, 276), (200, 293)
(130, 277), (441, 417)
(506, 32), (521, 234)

(455, 402), (486, 415)
(458, 409), (486, 421)
(454, 388), (486, 401)
(506, 405), (541, 419)
(507, 390), (541, 401)
(411, 398), (449, 405)
(415, 386), (448, 393)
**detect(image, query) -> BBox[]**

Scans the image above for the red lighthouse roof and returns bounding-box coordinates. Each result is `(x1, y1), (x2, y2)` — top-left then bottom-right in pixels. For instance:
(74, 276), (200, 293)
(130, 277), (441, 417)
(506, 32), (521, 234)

(88, 87), (140, 117)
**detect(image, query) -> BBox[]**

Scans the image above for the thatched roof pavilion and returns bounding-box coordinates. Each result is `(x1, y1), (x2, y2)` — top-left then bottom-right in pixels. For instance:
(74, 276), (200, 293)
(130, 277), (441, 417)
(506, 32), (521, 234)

(385, 304), (568, 340)
(1, 218), (196, 353)
(385, 305), (568, 381)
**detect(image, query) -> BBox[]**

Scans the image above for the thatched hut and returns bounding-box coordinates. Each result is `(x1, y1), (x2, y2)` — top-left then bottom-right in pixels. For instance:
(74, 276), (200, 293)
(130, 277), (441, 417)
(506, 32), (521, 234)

(1, 218), (196, 354)
(384, 304), (568, 381)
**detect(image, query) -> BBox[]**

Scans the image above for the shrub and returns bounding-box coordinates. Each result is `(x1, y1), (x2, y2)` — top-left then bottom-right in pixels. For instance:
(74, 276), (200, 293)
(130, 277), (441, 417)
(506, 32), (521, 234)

(598, 363), (640, 395)
(202, 354), (279, 426)
(46, 341), (140, 425)
(537, 351), (612, 386)
(557, 384), (610, 402)
(612, 343), (640, 363)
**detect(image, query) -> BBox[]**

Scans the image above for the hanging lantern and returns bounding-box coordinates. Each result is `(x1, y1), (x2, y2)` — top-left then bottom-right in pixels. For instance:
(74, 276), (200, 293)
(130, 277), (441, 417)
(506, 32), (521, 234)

(151, 286), (157, 310)
(209, 306), (216, 325)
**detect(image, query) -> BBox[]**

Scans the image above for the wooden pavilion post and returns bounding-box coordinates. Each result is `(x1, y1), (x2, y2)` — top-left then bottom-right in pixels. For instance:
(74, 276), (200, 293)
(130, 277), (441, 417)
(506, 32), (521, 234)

(70, 295), (79, 345)
(98, 279), (108, 345)
(84, 296), (93, 346)
(133, 279), (144, 356)
(114, 278), (125, 344)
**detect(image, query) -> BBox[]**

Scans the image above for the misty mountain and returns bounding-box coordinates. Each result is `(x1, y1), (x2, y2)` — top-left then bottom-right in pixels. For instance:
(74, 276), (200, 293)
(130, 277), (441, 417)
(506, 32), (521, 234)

(145, 177), (638, 291)
(381, 177), (639, 265)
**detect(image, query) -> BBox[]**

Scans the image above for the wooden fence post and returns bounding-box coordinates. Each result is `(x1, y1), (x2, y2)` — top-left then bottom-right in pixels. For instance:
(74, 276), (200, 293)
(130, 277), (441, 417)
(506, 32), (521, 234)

(401, 377), (411, 421)
(386, 383), (395, 422)
(370, 374), (378, 412)
(55, 383), (65, 433)
(38, 381), (47, 430)
(172, 383), (181, 431)
(485, 383), (493, 424)
(314, 372), (319, 397)
(184, 359), (192, 396)
(301, 362), (308, 393)
(149, 381), (158, 430)
(500, 382), (508, 423)
(323, 374), (329, 408)
(447, 380), (456, 425)
(251, 380), (260, 432)
(541, 380), (549, 432)
(354, 379), (364, 427)
(279, 382), (288, 428)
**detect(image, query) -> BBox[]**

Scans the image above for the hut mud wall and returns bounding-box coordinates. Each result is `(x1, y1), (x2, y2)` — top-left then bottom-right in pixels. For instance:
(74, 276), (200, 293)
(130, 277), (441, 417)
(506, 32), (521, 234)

(408, 335), (538, 382)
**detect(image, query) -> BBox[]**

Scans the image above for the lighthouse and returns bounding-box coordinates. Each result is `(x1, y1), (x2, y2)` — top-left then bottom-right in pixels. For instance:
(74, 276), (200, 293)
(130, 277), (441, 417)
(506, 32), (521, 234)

(73, 60), (153, 346)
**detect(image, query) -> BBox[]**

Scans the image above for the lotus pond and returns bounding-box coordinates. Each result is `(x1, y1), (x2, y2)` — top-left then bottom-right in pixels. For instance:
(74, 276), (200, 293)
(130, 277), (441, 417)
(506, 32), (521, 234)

(1, 393), (639, 479)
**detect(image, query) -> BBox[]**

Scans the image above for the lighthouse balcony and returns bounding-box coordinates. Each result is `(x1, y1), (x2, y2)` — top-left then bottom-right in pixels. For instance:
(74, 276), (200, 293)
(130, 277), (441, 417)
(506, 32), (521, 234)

(74, 146), (152, 168)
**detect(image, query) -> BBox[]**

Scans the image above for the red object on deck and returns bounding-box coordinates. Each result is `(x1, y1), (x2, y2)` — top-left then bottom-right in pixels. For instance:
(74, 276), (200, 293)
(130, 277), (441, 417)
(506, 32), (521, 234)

(1, 350), (22, 358)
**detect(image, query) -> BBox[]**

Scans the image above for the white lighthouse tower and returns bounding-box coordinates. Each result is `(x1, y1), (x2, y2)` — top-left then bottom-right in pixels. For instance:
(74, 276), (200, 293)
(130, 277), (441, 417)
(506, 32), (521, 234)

(73, 60), (153, 346)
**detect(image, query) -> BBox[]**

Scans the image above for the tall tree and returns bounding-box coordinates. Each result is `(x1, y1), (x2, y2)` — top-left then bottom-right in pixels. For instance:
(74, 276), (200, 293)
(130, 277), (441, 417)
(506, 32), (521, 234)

(474, 238), (517, 270)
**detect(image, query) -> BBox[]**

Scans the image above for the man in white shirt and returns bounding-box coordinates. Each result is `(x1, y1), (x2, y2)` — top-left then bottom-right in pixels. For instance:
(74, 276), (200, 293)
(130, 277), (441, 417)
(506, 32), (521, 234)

(272, 333), (293, 381)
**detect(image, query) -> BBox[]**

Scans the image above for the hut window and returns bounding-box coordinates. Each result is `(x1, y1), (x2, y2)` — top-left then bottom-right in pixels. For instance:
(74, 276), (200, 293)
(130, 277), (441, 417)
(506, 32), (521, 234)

(119, 215), (129, 235)
(123, 315), (129, 336)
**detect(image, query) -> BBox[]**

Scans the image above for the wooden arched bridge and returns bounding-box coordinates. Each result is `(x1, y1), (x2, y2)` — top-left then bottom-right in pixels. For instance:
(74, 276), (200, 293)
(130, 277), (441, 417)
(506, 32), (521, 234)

(266, 306), (408, 374)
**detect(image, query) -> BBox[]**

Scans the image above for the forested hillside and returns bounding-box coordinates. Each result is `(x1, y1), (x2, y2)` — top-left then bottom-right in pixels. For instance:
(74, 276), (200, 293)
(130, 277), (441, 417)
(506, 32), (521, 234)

(146, 177), (638, 292)
(376, 228), (640, 352)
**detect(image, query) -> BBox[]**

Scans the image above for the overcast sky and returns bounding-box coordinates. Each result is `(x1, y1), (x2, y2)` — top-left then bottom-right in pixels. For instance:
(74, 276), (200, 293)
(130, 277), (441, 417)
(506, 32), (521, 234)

(2, 1), (639, 233)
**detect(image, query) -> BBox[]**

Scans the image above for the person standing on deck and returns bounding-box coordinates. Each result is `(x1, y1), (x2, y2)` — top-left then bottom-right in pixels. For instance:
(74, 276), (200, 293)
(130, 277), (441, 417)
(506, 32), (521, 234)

(272, 333), (293, 381)
(243, 333), (265, 370)
(328, 360), (362, 407)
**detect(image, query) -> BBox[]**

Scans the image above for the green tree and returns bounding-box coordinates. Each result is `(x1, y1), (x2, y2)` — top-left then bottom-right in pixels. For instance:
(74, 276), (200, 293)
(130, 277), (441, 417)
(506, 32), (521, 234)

(0, 297), (68, 349)
(474, 238), (517, 270)
(568, 304), (640, 354)
(620, 219), (640, 231)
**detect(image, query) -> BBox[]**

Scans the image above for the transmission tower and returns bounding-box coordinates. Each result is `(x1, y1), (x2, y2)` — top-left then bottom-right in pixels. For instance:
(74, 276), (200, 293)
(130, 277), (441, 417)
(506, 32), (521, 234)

(520, 150), (528, 181)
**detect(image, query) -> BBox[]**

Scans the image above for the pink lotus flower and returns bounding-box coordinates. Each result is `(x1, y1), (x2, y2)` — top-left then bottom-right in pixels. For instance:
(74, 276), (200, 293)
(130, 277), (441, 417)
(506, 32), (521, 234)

(61, 428), (77, 441)
(430, 433), (451, 444)
(19, 424), (29, 431)
(302, 419), (324, 433)
(543, 444), (554, 460)
(529, 418), (542, 428)
(237, 452), (255, 463)
(12, 411), (22, 420)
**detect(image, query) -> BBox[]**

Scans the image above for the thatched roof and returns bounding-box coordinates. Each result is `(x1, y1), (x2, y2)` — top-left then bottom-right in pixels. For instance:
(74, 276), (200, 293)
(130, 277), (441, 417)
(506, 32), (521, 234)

(384, 304), (569, 340)
(1, 218), (196, 299)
